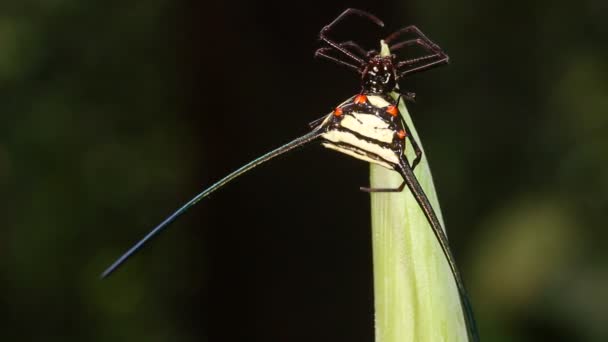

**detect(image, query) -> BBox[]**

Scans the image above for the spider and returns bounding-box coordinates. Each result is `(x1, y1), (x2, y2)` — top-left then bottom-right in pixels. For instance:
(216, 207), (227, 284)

(315, 8), (449, 99)
(101, 9), (478, 342)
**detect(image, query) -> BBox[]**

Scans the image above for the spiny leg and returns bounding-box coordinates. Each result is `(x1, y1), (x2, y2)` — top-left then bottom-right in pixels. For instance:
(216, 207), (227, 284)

(333, 40), (369, 57)
(384, 26), (449, 77)
(384, 25), (441, 47)
(314, 50), (361, 72)
(398, 56), (449, 77)
(396, 54), (448, 76)
(315, 41), (372, 72)
(320, 8), (384, 66)
(390, 38), (432, 52)
(391, 38), (444, 68)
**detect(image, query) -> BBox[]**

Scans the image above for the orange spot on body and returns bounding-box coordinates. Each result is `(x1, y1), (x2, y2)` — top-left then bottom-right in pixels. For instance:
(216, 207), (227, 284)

(386, 105), (398, 117)
(397, 130), (406, 139)
(333, 107), (343, 117)
(354, 94), (367, 104)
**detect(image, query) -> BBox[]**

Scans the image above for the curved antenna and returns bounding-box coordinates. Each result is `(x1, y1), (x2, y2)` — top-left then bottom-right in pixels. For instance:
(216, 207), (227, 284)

(396, 158), (480, 342)
(101, 126), (325, 278)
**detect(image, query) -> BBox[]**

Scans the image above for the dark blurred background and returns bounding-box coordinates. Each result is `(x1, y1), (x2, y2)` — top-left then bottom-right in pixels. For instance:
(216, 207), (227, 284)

(1, 0), (607, 341)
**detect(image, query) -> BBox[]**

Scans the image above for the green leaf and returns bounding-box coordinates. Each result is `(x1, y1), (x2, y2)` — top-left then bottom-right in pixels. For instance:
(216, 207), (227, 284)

(369, 41), (468, 342)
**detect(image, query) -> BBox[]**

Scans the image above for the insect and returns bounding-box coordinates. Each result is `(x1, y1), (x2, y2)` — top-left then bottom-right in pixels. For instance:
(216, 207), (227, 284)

(102, 8), (479, 341)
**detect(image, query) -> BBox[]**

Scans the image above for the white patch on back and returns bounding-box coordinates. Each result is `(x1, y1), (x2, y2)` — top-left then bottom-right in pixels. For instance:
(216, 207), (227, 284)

(367, 95), (390, 108)
(322, 130), (399, 164)
(322, 143), (393, 169)
(340, 113), (393, 143)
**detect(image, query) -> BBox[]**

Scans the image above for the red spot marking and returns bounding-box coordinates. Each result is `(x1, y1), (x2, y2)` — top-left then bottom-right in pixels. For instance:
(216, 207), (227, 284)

(386, 105), (398, 117)
(354, 94), (367, 104)
(333, 107), (343, 117)
(397, 130), (406, 139)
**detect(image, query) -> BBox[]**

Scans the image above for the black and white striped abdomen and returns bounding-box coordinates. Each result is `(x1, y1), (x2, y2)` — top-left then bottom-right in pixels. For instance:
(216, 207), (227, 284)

(320, 94), (406, 170)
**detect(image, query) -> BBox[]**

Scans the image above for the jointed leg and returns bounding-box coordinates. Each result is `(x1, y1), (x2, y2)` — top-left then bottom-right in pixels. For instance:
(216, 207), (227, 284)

(391, 38), (443, 68)
(385, 25), (440, 46)
(314, 50), (361, 72)
(315, 41), (371, 73)
(320, 8), (384, 66)
(336, 41), (369, 57)
(384, 26), (449, 77)
(398, 56), (449, 78)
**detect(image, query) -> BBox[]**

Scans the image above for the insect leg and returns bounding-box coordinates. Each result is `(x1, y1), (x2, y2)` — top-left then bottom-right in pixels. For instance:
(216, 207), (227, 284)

(315, 40), (372, 72)
(385, 25), (441, 47)
(315, 40), (376, 73)
(101, 127), (324, 278)
(317, 40), (369, 57)
(384, 26), (449, 77)
(397, 54), (449, 78)
(314, 49), (361, 72)
(395, 157), (480, 342)
(391, 39), (445, 70)
(320, 8), (384, 66)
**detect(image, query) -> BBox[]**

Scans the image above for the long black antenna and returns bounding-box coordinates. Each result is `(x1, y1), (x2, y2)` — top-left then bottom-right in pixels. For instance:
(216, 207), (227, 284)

(101, 127), (324, 278)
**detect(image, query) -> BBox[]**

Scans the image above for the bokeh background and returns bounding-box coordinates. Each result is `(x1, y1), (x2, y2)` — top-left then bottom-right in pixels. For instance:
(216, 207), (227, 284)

(1, 0), (607, 341)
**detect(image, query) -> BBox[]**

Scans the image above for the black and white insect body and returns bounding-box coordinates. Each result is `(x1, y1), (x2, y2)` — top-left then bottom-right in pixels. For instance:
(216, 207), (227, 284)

(319, 93), (412, 171)
(102, 8), (478, 341)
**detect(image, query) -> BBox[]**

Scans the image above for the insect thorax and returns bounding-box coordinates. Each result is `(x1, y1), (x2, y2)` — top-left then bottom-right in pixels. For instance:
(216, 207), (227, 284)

(361, 56), (398, 95)
(320, 93), (406, 170)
